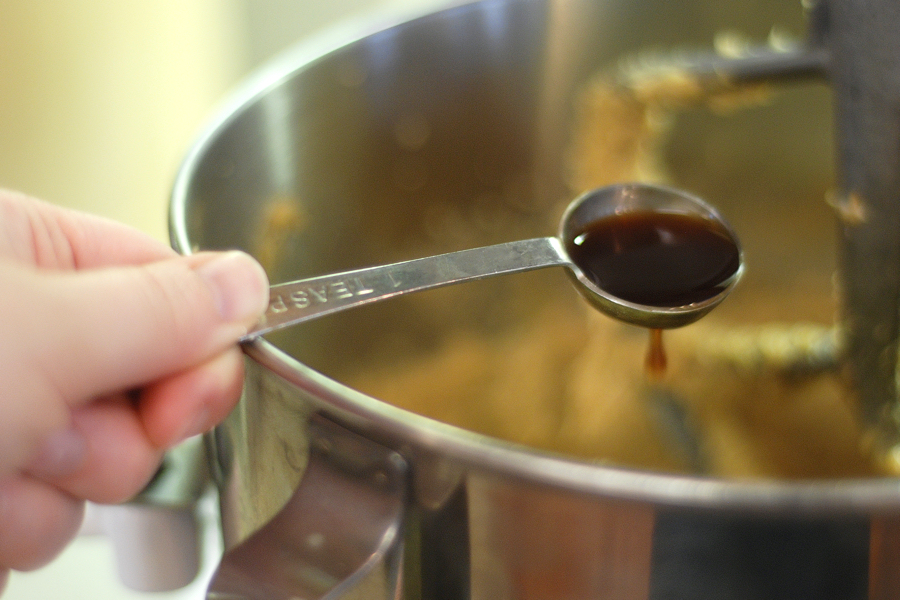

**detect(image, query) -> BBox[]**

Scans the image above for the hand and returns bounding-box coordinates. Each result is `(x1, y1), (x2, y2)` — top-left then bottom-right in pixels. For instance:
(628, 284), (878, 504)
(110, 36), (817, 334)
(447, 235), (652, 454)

(0, 189), (269, 590)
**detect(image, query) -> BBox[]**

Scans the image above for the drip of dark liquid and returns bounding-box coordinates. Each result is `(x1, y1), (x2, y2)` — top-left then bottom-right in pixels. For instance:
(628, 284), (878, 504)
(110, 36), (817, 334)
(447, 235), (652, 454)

(566, 210), (740, 376)
(565, 210), (741, 308)
(646, 328), (667, 378)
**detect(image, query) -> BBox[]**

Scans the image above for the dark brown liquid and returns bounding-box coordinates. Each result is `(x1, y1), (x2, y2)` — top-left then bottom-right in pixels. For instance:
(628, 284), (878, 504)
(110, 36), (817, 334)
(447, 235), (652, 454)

(646, 328), (667, 378)
(566, 210), (740, 307)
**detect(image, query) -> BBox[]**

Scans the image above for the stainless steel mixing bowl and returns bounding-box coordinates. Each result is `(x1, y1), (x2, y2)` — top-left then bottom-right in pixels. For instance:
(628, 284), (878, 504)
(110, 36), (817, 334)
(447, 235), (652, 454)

(170, 0), (900, 598)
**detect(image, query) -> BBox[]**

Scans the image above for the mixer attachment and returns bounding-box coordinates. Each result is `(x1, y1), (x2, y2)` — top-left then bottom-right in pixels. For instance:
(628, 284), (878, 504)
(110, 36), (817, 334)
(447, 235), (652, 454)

(574, 0), (900, 463)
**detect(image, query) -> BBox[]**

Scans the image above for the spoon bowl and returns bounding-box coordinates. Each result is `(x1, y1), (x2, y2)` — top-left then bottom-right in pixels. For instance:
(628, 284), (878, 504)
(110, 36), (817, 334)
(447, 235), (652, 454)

(560, 183), (744, 329)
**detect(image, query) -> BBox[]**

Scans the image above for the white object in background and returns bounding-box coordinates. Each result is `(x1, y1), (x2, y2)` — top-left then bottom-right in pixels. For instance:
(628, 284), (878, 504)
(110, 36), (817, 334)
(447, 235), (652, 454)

(4, 493), (221, 600)
(94, 436), (211, 592)
(100, 504), (200, 593)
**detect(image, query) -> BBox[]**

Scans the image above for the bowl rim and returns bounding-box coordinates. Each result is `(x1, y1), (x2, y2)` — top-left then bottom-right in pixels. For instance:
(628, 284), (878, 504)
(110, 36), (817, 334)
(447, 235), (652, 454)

(169, 0), (900, 515)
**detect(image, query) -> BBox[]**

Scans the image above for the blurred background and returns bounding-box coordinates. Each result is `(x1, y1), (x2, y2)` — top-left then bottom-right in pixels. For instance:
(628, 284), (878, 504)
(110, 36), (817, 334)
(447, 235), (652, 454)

(0, 0), (436, 598)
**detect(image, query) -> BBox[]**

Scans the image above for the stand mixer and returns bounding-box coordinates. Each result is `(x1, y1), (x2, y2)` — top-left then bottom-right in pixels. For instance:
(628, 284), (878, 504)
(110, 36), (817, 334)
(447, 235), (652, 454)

(165, 0), (900, 598)
(628, 0), (900, 459)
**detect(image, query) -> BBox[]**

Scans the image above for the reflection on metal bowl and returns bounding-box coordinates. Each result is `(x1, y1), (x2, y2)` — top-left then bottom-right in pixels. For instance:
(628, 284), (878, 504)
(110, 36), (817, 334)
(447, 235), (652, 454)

(171, 0), (900, 598)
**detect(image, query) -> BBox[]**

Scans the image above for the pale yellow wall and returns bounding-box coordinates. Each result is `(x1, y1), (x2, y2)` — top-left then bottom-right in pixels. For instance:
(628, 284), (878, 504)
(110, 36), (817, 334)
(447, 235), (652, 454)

(0, 0), (247, 242)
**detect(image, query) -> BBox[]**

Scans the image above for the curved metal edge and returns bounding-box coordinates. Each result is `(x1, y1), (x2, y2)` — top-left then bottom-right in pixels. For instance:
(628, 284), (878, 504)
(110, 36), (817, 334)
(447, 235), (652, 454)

(206, 415), (408, 600)
(244, 338), (900, 516)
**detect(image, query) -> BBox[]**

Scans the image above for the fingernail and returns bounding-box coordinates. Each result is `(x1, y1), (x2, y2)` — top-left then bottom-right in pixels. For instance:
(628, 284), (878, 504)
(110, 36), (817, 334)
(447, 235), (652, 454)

(175, 407), (211, 445)
(194, 251), (269, 324)
(27, 427), (87, 479)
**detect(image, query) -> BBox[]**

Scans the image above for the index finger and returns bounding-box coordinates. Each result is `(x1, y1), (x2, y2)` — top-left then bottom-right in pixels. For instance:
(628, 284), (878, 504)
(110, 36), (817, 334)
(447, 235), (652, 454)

(0, 189), (178, 270)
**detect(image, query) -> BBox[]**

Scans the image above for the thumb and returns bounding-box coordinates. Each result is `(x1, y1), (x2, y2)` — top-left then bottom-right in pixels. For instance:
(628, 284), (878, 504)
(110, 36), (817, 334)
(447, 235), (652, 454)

(12, 250), (269, 405)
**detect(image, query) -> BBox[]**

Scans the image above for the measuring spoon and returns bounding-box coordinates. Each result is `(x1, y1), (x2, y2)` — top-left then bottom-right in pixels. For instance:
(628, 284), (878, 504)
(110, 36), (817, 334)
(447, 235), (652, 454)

(241, 183), (743, 342)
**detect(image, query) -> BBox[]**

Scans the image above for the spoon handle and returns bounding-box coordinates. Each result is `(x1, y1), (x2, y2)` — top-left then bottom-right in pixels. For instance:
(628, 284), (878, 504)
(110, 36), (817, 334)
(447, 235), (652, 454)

(241, 237), (568, 341)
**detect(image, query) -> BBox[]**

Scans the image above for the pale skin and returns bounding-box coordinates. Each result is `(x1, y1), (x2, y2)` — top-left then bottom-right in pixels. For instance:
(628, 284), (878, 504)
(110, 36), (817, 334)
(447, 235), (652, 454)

(0, 189), (270, 591)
